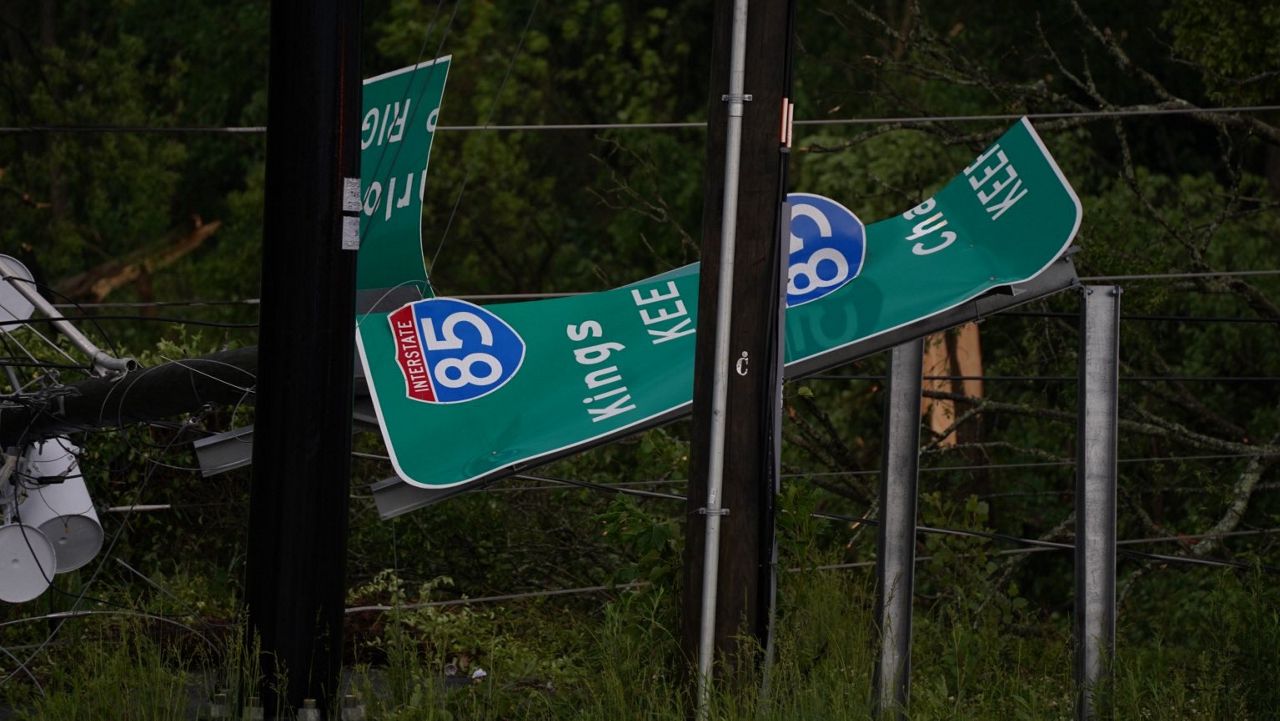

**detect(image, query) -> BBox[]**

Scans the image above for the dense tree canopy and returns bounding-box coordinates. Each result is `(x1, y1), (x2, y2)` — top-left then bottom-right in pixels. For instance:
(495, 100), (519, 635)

(2, 1), (1279, 717)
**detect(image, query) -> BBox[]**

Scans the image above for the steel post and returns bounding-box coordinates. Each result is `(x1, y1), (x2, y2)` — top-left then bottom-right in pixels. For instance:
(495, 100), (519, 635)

(0, 255), (136, 375)
(694, 0), (751, 716)
(872, 339), (924, 720)
(1075, 285), (1120, 720)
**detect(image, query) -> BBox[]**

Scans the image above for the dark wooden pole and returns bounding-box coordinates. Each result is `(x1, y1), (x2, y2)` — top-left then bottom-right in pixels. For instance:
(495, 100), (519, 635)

(245, 0), (361, 716)
(682, 0), (797, 681)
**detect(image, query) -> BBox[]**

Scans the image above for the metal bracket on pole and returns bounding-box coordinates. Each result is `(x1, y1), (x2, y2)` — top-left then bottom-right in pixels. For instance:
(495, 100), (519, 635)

(193, 426), (256, 477)
(1075, 285), (1120, 721)
(340, 177), (362, 251)
(0, 256), (137, 377)
(193, 397), (379, 478)
(872, 338), (924, 720)
(697, 507), (731, 517)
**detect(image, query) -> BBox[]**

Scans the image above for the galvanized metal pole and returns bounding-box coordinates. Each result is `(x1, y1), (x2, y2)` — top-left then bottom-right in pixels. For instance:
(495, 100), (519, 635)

(0, 256), (136, 376)
(872, 339), (923, 720)
(1075, 285), (1120, 720)
(696, 0), (751, 714)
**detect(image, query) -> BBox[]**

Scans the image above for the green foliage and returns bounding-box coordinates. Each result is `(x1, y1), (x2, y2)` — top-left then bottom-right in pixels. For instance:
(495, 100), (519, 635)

(596, 494), (682, 586)
(14, 566), (1280, 719)
(1164, 0), (1280, 105)
(4, 1), (1280, 717)
(12, 620), (198, 721)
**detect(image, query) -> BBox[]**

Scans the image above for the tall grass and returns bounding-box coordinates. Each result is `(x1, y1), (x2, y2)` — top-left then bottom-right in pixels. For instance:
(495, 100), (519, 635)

(11, 622), (197, 721)
(5, 568), (1279, 719)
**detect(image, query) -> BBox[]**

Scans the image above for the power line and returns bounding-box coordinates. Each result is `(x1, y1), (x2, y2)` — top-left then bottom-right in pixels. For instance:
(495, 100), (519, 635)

(4, 103), (1278, 135)
(796, 104), (1280, 126)
(811, 511), (1277, 572)
(794, 452), (1272, 478)
(53, 299), (260, 309)
(1004, 310), (1280, 325)
(38, 278), (1280, 310)
(2, 315), (258, 330)
(441, 121), (704, 131)
(493, 452), (1270, 497)
(1079, 270), (1280, 282)
(808, 374), (1280, 383)
(345, 581), (648, 614)
(513, 473), (686, 502)
(348, 453), (1267, 494)
(805, 528), (1280, 571)
(342, 524), (1280, 614)
(0, 125), (268, 135)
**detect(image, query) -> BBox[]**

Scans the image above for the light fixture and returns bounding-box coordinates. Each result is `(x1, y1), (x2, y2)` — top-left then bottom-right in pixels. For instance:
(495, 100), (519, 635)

(0, 459), (55, 603)
(16, 437), (104, 574)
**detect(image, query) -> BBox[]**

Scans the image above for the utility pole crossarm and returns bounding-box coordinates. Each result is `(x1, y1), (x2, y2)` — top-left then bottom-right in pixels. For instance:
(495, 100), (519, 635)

(0, 255), (137, 377)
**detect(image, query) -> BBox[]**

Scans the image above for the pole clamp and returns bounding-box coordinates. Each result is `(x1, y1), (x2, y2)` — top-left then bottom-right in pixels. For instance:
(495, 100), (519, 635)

(341, 177), (361, 251)
(721, 93), (753, 103)
(697, 507), (731, 517)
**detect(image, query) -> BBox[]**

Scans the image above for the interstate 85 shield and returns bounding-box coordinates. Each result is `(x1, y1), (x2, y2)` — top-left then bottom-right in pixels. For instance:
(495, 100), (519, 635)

(387, 297), (526, 404)
(786, 192), (866, 308)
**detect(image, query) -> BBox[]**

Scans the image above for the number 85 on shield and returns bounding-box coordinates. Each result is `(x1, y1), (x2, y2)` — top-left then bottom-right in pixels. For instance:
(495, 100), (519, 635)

(785, 192), (866, 308)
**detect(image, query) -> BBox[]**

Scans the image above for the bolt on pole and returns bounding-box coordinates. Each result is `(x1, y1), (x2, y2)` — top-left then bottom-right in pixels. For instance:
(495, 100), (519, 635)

(872, 339), (924, 720)
(1075, 285), (1120, 720)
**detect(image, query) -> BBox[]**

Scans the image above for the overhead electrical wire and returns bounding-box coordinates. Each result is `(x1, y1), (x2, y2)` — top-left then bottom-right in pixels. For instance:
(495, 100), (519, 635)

(808, 510), (1278, 573)
(0, 315), (258, 330)
(1004, 310), (1280, 325)
(53, 299), (260, 309)
(807, 374), (1280, 383)
(1080, 270), (1280, 282)
(345, 452), (1271, 490)
(4, 103), (1278, 135)
(796, 451), (1274, 478)
(48, 291), (1280, 315)
(340, 523), (1280, 614)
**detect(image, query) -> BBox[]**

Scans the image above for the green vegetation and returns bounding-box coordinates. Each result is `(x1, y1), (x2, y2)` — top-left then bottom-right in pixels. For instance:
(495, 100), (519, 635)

(3, 0), (1280, 718)
(8, 559), (1280, 719)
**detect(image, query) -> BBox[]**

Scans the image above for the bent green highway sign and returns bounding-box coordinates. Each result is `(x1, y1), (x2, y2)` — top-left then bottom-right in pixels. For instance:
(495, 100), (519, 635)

(358, 56), (451, 292)
(783, 117), (1080, 369)
(357, 118), (1081, 490)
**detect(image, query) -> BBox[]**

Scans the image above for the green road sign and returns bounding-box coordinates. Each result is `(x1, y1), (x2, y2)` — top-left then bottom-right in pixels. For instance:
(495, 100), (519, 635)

(784, 117), (1080, 366)
(358, 56), (451, 292)
(356, 118), (1081, 489)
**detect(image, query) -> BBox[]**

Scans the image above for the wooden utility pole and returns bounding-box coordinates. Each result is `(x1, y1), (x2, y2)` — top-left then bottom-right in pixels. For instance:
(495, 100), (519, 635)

(245, 0), (361, 717)
(682, 0), (797, 687)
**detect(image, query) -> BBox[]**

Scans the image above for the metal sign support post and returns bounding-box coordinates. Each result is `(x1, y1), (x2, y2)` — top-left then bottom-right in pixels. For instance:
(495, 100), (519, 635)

(1075, 285), (1120, 720)
(872, 339), (924, 720)
(695, 0), (750, 714)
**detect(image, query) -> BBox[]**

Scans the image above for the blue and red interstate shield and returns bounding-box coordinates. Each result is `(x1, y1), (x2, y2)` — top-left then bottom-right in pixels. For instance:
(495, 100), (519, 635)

(387, 297), (525, 404)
